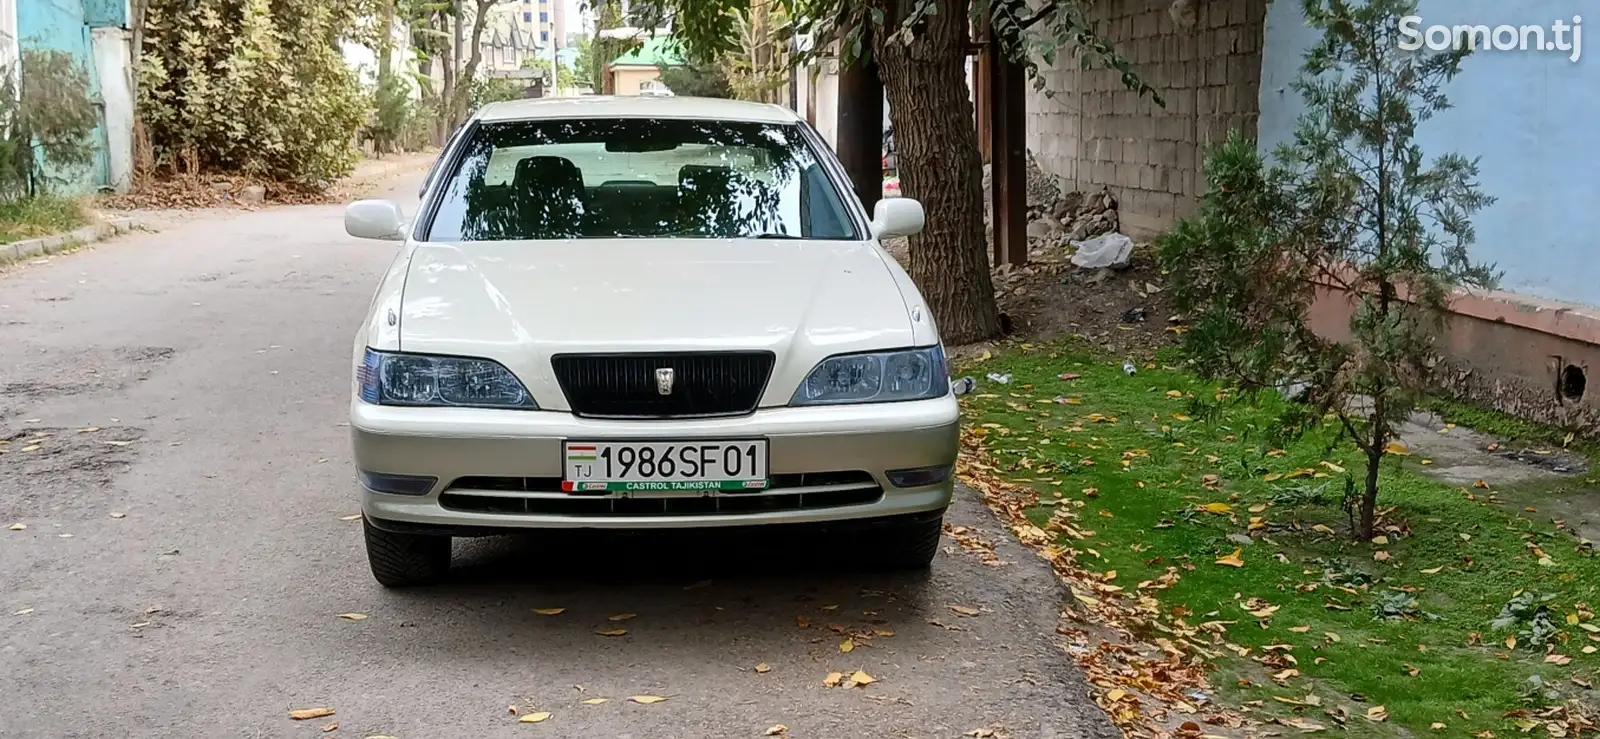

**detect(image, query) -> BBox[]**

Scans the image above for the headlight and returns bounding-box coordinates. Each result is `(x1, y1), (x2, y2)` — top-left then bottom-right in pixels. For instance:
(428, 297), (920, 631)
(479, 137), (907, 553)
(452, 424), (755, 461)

(357, 348), (538, 409)
(790, 346), (949, 406)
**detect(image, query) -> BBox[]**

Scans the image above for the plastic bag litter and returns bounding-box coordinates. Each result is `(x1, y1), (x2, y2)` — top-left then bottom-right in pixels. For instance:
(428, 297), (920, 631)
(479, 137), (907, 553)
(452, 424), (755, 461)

(1069, 232), (1134, 269)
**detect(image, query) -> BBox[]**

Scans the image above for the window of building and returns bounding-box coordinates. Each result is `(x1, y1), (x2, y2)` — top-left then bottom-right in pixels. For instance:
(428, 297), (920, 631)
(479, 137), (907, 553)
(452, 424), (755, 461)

(523, 11), (531, 21)
(539, 12), (548, 22)
(541, 31), (548, 41)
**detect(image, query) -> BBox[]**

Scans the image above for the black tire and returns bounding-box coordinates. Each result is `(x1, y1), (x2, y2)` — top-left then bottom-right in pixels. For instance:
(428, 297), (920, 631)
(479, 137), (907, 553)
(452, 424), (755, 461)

(363, 519), (451, 588)
(876, 514), (944, 570)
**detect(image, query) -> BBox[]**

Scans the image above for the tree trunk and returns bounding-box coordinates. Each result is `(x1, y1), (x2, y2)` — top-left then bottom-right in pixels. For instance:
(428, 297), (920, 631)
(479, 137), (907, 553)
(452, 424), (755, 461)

(1357, 394), (1387, 541)
(448, 0), (494, 128)
(874, 0), (1001, 345)
(439, 9), (456, 143)
(377, 0), (395, 79)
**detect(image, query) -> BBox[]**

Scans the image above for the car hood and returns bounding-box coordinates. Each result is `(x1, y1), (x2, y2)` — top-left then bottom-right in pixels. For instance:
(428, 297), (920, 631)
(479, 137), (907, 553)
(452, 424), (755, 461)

(397, 239), (916, 410)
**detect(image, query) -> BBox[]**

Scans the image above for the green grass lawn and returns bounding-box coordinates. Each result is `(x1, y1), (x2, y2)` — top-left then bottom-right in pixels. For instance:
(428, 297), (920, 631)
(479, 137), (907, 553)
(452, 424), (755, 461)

(0, 195), (87, 245)
(958, 341), (1600, 737)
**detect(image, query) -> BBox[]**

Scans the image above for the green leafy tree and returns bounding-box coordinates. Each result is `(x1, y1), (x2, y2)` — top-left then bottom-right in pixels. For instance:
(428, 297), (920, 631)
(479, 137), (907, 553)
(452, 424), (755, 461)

(2, 50), (101, 197)
(652, 0), (1159, 343)
(1158, 0), (1499, 539)
(138, 0), (369, 186)
(657, 56), (733, 98)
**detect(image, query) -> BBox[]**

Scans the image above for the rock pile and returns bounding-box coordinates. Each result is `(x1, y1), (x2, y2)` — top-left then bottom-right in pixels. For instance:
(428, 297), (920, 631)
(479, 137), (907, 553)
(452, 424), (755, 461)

(983, 152), (1126, 261)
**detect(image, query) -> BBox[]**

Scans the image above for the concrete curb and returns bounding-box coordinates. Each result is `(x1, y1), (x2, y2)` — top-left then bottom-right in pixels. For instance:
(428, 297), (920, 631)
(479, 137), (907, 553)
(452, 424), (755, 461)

(0, 216), (138, 267)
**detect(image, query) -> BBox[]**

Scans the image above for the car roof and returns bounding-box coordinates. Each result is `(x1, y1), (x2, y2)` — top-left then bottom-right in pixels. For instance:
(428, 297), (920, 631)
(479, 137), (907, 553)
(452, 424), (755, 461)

(474, 96), (802, 125)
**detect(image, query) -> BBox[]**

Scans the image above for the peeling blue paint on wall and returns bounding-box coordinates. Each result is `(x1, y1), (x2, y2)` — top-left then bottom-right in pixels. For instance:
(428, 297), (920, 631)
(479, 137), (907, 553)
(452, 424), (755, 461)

(17, 0), (109, 194)
(1258, 0), (1599, 308)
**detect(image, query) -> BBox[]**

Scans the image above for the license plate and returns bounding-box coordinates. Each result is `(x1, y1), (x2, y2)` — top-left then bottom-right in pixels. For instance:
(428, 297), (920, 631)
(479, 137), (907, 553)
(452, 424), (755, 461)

(562, 440), (768, 493)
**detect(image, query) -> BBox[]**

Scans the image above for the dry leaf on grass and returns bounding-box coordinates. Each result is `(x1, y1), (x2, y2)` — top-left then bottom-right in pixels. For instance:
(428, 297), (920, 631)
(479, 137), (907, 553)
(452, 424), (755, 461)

(1215, 549), (1245, 567)
(289, 708), (336, 721)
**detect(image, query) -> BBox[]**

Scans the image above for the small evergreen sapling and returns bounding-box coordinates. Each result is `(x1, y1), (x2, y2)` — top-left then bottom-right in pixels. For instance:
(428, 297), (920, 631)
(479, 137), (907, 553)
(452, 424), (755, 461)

(1160, 0), (1499, 540)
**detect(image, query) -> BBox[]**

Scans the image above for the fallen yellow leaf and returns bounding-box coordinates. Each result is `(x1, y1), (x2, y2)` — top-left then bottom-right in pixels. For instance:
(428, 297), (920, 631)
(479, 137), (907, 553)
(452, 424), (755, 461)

(1289, 625), (1312, 633)
(518, 712), (551, 723)
(337, 613), (369, 621)
(823, 671), (844, 687)
(1384, 442), (1410, 455)
(608, 613), (637, 621)
(840, 638), (854, 653)
(754, 662), (771, 673)
(628, 695), (667, 704)
(1166, 390), (1183, 398)
(1197, 502), (1232, 514)
(766, 725), (789, 736)
(1421, 566), (1444, 574)
(595, 628), (628, 636)
(845, 670), (876, 687)
(1371, 535), (1389, 545)
(581, 698), (608, 705)
(1374, 551), (1391, 562)
(1506, 635), (1518, 649)
(1431, 722), (1446, 730)
(109, 512), (127, 519)
(534, 608), (565, 615)
(1320, 461), (1346, 473)
(1368, 705), (1389, 721)
(290, 708), (336, 721)
(1215, 549), (1245, 567)
(950, 604), (981, 617)
(1106, 689), (1127, 702)
(7, 523), (24, 531)
(1546, 654), (1573, 665)
(339, 514), (361, 521)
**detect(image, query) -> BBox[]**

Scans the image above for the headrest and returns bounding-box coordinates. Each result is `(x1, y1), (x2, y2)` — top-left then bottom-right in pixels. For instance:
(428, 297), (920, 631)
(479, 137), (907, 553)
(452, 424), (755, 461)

(514, 156), (583, 191)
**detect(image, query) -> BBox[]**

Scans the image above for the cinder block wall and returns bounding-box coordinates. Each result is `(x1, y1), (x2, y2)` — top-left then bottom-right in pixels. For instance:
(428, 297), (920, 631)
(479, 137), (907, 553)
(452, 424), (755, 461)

(1025, 0), (1267, 237)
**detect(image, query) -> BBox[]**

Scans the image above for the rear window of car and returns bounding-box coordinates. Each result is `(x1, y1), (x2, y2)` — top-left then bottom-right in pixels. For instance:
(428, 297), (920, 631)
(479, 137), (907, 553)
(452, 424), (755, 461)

(423, 117), (860, 241)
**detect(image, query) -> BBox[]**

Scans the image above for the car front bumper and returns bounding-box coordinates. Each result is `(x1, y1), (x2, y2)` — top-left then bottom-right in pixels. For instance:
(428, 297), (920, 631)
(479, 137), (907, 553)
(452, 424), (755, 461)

(350, 396), (959, 532)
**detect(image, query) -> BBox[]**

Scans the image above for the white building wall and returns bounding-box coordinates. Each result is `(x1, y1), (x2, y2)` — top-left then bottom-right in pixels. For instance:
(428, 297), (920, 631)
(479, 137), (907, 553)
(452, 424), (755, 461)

(90, 26), (133, 193)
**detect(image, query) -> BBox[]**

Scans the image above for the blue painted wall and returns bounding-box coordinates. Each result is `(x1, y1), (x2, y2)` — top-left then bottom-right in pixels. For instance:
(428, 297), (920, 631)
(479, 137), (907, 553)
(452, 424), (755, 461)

(83, 0), (128, 28)
(1258, 0), (1597, 307)
(17, 0), (108, 194)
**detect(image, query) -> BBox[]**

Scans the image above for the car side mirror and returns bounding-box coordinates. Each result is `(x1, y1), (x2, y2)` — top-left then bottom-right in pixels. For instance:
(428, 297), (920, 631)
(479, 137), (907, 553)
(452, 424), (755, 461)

(345, 199), (407, 241)
(870, 197), (925, 239)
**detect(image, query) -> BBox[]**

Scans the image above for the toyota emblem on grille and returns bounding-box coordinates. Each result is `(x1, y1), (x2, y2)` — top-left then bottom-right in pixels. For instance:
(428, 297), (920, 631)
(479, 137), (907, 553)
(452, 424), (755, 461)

(655, 367), (675, 395)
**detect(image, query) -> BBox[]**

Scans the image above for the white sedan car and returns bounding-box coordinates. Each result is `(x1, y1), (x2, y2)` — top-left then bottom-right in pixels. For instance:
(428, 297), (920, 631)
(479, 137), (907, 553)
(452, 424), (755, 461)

(344, 96), (958, 587)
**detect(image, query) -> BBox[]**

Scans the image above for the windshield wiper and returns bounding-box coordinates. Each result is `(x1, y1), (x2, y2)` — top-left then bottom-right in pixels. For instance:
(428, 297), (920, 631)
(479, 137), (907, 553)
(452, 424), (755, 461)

(751, 233), (799, 239)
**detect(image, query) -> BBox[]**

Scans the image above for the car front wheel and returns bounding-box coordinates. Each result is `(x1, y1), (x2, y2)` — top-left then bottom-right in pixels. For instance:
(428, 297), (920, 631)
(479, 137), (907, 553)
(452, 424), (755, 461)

(363, 519), (451, 587)
(875, 514), (944, 570)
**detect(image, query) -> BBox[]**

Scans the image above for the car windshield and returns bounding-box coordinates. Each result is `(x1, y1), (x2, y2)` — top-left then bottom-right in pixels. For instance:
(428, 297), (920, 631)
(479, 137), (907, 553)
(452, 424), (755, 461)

(424, 117), (859, 241)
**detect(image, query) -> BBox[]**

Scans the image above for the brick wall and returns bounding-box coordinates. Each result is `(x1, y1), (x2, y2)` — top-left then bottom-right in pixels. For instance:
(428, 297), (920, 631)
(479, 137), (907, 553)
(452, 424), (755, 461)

(1025, 0), (1266, 237)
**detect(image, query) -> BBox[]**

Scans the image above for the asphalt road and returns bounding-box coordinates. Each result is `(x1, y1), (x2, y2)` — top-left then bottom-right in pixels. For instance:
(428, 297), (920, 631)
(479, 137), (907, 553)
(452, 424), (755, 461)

(0, 171), (1116, 739)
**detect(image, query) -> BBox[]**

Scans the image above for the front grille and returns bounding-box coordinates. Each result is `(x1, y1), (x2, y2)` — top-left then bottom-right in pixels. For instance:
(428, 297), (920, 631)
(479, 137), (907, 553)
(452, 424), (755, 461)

(551, 351), (775, 418)
(439, 471), (882, 517)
